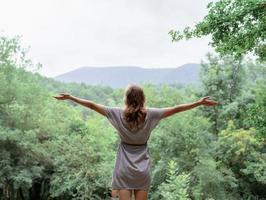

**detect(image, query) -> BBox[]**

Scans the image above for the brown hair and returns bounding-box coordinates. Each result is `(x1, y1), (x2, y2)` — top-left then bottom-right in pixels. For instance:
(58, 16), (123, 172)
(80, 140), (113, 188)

(123, 84), (147, 131)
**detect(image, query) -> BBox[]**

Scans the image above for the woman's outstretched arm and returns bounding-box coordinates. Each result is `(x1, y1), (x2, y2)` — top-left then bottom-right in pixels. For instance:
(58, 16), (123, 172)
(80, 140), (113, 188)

(53, 93), (107, 116)
(161, 96), (219, 119)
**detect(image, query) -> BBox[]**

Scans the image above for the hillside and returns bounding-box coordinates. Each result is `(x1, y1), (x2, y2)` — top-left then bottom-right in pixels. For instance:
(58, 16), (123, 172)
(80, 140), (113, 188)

(54, 63), (201, 88)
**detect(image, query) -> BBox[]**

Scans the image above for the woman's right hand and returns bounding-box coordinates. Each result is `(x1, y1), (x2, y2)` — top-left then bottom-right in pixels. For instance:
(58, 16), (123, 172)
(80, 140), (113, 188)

(53, 93), (71, 100)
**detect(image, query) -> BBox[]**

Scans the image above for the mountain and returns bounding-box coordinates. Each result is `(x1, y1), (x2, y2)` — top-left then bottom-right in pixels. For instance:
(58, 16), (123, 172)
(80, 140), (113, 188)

(53, 63), (201, 88)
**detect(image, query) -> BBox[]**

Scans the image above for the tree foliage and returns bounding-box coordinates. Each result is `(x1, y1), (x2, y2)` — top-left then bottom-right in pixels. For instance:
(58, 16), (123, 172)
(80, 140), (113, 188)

(155, 160), (190, 200)
(169, 0), (266, 61)
(198, 53), (248, 134)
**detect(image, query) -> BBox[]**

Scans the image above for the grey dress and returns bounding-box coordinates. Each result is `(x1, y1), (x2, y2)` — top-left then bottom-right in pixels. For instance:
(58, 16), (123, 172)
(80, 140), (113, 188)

(103, 106), (165, 191)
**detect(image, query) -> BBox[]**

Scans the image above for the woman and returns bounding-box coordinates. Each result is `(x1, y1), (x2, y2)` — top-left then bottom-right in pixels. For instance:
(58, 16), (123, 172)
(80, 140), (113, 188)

(53, 84), (218, 200)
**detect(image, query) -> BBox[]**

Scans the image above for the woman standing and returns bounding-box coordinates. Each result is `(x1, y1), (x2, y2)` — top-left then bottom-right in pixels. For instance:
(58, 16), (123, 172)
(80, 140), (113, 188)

(54, 84), (218, 200)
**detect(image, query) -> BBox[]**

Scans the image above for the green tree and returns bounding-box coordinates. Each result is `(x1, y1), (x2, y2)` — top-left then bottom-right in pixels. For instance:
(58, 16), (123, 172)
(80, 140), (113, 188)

(169, 0), (266, 61)
(198, 53), (247, 134)
(216, 120), (266, 199)
(154, 160), (190, 200)
(192, 156), (238, 200)
(244, 81), (266, 139)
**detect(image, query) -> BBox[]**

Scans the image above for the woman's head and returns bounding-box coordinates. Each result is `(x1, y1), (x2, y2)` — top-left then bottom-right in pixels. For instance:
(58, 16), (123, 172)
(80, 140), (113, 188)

(123, 84), (147, 131)
(124, 84), (146, 109)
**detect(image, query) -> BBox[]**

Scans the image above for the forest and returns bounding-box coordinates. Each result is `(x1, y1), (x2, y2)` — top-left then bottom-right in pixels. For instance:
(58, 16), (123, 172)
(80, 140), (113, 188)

(1, 0), (266, 199)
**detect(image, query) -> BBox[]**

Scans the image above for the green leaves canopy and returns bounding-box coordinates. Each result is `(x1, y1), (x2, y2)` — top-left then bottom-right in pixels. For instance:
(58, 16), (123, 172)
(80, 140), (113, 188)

(169, 0), (266, 61)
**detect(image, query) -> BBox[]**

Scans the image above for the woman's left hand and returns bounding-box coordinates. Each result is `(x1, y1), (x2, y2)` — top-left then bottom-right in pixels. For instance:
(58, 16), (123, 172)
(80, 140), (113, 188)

(198, 96), (219, 106)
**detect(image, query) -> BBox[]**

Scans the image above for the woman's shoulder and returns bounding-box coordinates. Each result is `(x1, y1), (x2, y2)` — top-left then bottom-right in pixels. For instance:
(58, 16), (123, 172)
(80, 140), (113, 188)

(146, 107), (165, 119)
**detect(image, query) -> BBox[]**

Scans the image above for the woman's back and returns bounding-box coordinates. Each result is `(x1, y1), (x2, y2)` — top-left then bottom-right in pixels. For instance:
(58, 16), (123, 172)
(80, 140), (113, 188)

(103, 106), (165, 191)
(104, 106), (165, 145)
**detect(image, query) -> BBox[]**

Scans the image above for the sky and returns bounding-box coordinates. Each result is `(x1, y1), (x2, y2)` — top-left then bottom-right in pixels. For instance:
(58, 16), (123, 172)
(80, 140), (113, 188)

(0, 0), (215, 78)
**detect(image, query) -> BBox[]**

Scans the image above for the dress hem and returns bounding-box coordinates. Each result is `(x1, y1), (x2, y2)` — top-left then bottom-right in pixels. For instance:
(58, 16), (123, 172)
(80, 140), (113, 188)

(112, 187), (149, 191)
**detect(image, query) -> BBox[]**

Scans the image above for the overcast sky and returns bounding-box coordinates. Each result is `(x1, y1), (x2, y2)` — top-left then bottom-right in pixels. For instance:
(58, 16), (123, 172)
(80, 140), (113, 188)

(0, 0), (214, 77)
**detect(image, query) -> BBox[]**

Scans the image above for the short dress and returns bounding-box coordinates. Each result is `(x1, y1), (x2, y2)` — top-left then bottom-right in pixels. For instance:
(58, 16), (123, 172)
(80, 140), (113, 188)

(103, 106), (165, 191)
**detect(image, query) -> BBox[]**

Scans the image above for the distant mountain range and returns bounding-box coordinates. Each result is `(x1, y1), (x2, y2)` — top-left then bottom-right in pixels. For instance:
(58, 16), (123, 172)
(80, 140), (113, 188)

(53, 63), (201, 88)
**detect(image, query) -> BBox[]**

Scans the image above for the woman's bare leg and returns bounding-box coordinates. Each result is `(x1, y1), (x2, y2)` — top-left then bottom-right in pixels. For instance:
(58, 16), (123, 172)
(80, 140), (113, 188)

(118, 189), (132, 200)
(112, 189), (119, 199)
(134, 190), (148, 200)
